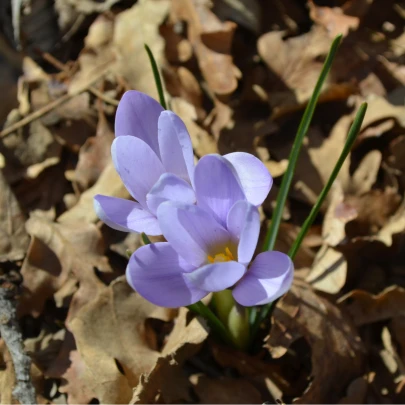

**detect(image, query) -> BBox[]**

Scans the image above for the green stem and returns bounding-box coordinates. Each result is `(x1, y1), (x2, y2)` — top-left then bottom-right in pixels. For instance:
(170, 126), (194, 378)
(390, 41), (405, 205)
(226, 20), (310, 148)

(262, 34), (343, 252)
(144, 44), (167, 109)
(288, 102), (368, 260)
(187, 301), (234, 346)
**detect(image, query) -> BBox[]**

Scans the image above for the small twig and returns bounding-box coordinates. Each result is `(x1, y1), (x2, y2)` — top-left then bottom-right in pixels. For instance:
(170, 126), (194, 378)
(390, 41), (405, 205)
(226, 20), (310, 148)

(0, 61), (113, 138)
(42, 52), (119, 106)
(0, 274), (36, 404)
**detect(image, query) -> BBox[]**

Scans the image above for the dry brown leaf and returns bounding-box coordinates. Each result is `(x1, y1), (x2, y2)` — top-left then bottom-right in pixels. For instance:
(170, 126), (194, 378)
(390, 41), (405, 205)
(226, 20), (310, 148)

(191, 375), (262, 404)
(338, 286), (405, 326)
(131, 308), (209, 403)
(306, 244), (347, 294)
(359, 96), (405, 135)
(63, 277), (172, 404)
(308, 1), (360, 38)
(0, 340), (16, 404)
(351, 150), (382, 196)
(57, 162), (128, 224)
(322, 182), (357, 247)
(267, 280), (365, 403)
(0, 171), (29, 262)
(113, 0), (170, 95)
(172, 0), (239, 95)
(345, 188), (402, 240)
(72, 111), (114, 193)
(258, 27), (332, 104)
(20, 216), (111, 316)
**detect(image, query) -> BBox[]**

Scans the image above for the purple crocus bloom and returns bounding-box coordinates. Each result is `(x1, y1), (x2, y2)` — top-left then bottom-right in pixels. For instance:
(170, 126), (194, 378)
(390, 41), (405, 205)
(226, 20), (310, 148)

(93, 91), (273, 236)
(126, 154), (293, 307)
(94, 91), (195, 235)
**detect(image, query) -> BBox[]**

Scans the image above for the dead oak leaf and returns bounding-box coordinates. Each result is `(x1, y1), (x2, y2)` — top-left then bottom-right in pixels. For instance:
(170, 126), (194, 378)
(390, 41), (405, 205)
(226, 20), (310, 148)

(266, 280), (365, 403)
(258, 27), (332, 104)
(0, 171), (29, 262)
(338, 286), (405, 326)
(308, 1), (360, 38)
(72, 110), (114, 193)
(20, 216), (110, 316)
(63, 278), (171, 404)
(172, 0), (239, 95)
(131, 308), (209, 404)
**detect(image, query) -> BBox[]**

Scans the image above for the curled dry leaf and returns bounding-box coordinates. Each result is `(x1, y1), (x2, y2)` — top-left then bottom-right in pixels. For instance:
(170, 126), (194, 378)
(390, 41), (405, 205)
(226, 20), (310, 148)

(172, 0), (239, 95)
(62, 277), (173, 404)
(306, 182), (355, 294)
(308, 0), (360, 38)
(57, 162), (128, 224)
(267, 280), (365, 403)
(338, 286), (405, 326)
(258, 27), (332, 104)
(0, 171), (29, 262)
(0, 341), (15, 404)
(20, 216), (111, 316)
(131, 308), (209, 403)
(113, 0), (171, 95)
(73, 111), (114, 193)
(350, 150), (382, 196)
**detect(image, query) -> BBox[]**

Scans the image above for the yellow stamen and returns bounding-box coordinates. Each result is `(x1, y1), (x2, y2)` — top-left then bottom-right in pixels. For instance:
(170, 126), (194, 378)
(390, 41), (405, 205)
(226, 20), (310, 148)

(208, 247), (235, 263)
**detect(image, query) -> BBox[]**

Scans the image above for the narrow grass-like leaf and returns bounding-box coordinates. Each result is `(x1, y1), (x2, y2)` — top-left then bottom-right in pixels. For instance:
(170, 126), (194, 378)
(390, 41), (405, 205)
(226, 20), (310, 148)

(250, 102), (367, 345)
(262, 34), (343, 253)
(288, 102), (368, 259)
(144, 44), (167, 109)
(250, 34), (343, 338)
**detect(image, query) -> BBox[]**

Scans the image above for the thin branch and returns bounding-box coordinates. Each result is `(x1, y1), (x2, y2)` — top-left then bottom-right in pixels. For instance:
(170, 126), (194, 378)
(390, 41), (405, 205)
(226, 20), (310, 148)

(0, 61), (114, 138)
(0, 275), (36, 404)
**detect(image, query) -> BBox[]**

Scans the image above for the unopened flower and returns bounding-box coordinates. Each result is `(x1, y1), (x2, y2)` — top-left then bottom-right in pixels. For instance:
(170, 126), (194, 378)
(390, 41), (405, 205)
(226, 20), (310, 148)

(126, 155), (293, 307)
(94, 91), (273, 236)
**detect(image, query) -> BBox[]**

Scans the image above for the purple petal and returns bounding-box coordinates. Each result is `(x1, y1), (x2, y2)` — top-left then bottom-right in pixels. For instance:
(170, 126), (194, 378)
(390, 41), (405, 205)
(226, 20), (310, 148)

(227, 201), (260, 265)
(115, 91), (163, 157)
(185, 261), (246, 292)
(112, 136), (164, 208)
(127, 242), (206, 307)
(157, 202), (231, 267)
(224, 152), (273, 206)
(232, 251), (293, 306)
(146, 173), (196, 215)
(158, 111), (195, 184)
(194, 154), (246, 227)
(94, 194), (161, 235)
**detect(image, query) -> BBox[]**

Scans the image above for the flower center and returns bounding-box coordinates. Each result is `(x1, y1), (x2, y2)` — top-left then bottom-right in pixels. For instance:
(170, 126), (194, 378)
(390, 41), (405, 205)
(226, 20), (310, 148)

(207, 247), (235, 264)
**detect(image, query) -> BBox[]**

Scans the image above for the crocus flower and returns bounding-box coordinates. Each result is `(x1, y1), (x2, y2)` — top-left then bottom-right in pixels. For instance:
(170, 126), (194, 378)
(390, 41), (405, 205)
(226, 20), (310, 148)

(94, 91), (195, 235)
(126, 154), (293, 307)
(94, 91), (273, 236)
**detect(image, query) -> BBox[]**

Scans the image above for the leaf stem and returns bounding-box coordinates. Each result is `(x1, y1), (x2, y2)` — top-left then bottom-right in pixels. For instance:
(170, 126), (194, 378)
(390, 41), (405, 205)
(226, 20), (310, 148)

(144, 44), (167, 109)
(187, 301), (234, 346)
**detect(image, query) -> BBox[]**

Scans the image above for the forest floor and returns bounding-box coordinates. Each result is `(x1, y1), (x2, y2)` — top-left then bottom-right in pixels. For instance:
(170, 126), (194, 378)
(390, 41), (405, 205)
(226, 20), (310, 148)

(1, 0), (405, 403)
